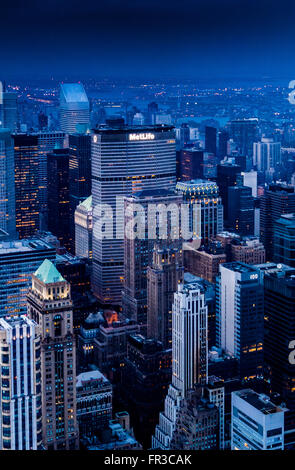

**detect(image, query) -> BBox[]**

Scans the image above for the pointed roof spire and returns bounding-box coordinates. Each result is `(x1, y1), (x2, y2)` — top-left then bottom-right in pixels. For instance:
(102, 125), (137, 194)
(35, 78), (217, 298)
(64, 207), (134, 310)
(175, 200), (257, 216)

(34, 259), (65, 284)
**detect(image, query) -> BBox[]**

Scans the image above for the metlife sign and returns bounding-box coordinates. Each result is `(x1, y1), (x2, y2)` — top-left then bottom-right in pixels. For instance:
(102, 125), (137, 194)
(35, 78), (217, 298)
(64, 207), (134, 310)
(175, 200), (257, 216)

(129, 132), (155, 141)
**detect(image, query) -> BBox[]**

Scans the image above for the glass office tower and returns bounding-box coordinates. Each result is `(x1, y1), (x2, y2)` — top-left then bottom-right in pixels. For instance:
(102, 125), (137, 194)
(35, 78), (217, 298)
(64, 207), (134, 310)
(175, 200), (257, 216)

(91, 123), (176, 305)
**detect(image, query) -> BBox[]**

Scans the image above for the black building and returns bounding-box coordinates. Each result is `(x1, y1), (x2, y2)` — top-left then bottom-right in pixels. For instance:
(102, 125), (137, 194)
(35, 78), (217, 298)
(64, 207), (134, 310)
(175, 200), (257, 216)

(205, 126), (217, 155)
(264, 266), (295, 448)
(47, 148), (70, 250)
(216, 161), (241, 221)
(179, 148), (204, 180)
(228, 185), (254, 236)
(119, 334), (171, 448)
(260, 184), (295, 261)
(69, 133), (92, 252)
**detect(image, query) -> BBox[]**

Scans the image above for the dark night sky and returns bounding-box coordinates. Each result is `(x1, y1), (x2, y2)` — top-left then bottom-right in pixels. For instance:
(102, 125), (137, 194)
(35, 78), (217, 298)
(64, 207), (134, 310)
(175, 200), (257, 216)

(1, 0), (295, 79)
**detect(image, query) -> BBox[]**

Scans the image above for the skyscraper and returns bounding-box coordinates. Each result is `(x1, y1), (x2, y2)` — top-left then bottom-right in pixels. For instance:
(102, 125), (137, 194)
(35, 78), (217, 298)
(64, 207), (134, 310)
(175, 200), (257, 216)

(47, 148), (70, 250)
(263, 265), (295, 448)
(13, 134), (40, 238)
(179, 148), (204, 181)
(152, 282), (208, 449)
(27, 259), (79, 450)
(0, 91), (17, 132)
(59, 83), (90, 134)
(216, 262), (264, 380)
(74, 195), (92, 259)
(176, 180), (223, 244)
(260, 184), (295, 261)
(0, 129), (16, 237)
(217, 160), (241, 222)
(69, 132), (91, 251)
(36, 131), (67, 230)
(229, 119), (258, 157)
(228, 185), (254, 236)
(91, 123), (176, 305)
(273, 213), (295, 267)
(147, 243), (183, 348)
(122, 189), (182, 324)
(253, 137), (281, 172)
(0, 316), (42, 450)
(205, 126), (217, 155)
(0, 238), (56, 317)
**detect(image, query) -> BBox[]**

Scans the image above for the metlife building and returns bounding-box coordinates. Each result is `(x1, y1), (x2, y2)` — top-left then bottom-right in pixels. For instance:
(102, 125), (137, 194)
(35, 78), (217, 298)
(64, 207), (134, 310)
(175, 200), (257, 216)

(91, 123), (176, 305)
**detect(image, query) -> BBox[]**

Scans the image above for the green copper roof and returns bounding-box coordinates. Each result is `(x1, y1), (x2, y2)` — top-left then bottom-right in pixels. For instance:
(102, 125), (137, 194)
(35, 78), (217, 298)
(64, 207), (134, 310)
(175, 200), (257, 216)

(79, 195), (92, 211)
(34, 259), (65, 284)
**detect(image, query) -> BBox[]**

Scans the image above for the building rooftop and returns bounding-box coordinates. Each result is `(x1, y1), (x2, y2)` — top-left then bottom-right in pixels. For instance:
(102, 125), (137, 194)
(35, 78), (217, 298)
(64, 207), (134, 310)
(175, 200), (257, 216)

(235, 389), (285, 415)
(0, 238), (55, 255)
(34, 259), (65, 284)
(93, 124), (174, 134)
(60, 83), (89, 104)
(76, 369), (109, 388)
(221, 262), (259, 274)
(176, 180), (219, 193)
(77, 195), (92, 212)
(275, 213), (295, 225)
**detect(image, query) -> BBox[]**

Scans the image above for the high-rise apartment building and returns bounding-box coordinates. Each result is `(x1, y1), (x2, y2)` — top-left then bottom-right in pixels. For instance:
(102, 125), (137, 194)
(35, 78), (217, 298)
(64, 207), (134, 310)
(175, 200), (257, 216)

(260, 184), (295, 261)
(152, 282), (208, 449)
(231, 389), (285, 450)
(13, 134), (40, 238)
(59, 83), (90, 134)
(0, 316), (42, 450)
(176, 180), (223, 243)
(147, 243), (183, 348)
(27, 259), (79, 449)
(74, 195), (92, 259)
(0, 238), (56, 317)
(91, 124), (176, 305)
(0, 129), (16, 237)
(216, 262), (264, 380)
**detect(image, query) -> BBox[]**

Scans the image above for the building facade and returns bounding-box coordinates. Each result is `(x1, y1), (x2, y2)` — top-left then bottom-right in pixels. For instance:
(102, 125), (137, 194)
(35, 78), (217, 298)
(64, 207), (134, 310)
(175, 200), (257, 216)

(74, 195), (93, 259)
(232, 389), (285, 450)
(91, 124), (176, 305)
(176, 179), (223, 244)
(0, 129), (16, 237)
(27, 259), (79, 449)
(0, 316), (42, 450)
(216, 262), (264, 380)
(0, 238), (56, 317)
(59, 83), (90, 134)
(152, 282), (208, 449)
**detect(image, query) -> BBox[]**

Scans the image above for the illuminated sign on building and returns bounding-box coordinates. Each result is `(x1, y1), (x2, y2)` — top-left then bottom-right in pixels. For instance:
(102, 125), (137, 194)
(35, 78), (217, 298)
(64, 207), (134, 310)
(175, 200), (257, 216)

(129, 133), (155, 141)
